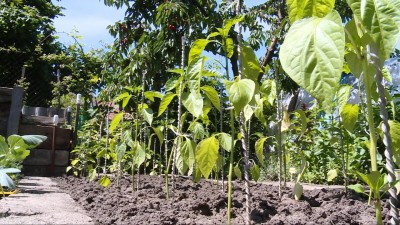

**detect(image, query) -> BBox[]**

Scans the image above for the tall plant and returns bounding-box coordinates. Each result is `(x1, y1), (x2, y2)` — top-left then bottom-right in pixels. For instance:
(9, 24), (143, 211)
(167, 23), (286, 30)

(279, 0), (400, 223)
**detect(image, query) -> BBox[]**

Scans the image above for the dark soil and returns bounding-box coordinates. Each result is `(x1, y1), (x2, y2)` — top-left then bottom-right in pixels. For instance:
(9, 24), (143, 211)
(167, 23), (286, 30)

(55, 175), (387, 224)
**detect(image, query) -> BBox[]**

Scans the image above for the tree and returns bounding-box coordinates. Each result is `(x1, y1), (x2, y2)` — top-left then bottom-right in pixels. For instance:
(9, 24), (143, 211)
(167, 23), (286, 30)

(0, 0), (62, 106)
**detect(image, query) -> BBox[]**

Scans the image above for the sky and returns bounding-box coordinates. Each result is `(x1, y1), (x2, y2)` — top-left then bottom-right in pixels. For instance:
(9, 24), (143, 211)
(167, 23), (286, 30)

(53, 0), (400, 52)
(53, 0), (126, 50)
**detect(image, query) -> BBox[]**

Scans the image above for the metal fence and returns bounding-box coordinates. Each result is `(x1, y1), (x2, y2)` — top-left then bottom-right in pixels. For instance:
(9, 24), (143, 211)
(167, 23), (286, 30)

(0, 49), (55, 107)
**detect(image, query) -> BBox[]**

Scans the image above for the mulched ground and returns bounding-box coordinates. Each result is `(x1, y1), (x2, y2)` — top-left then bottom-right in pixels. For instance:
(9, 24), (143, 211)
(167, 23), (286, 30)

(55, 174), (386, 224)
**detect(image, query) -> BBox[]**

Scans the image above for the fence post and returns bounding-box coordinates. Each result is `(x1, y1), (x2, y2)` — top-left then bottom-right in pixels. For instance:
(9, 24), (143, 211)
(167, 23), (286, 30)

(7, 87), (24, 137)
(73, 94), (81, 146)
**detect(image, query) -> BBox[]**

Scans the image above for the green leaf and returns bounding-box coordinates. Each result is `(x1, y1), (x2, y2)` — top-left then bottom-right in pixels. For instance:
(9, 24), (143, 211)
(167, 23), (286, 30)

(158, 93), (176, 117)
(234, 164), (242, 180)
(7, 135), (23, 150)
(114, 92), (131, 108)
(133, 141), (146, 166)
(176, 138), (188, 175)
(251, 164), (261, 182)
(337, 85), (352, 113)
(348, 184), (366, 194)
(99, 175), (111, 187)
(186, 57), (206, 92)
(144, 91), (163, 102)
(226, 38), (234, 58)
(152, 126), (164, 144)
(217, 132), (233, 152)
(201, 85), (220, 111)
(223, 16), (244, 38)
(279, 11), (345, 110)
(226, 78), (255, 112)
(181, 138), (196, 170)
(190, 122), (205, 140)
(294, 182), (303, 200)
(254, 95), (266, 126)
(188, 39), (210, 65)
(243, 105), (254, 122)
(21, 135), (47, 149)
(260, 79), (276, 106)
(165, 76), (181, 92)
(347, 0), (400, 59)
(255, 137), (271, 165)
(0, 136), (8, 155)
(340, 104), (359, 132)
(196, 136), (219, 179)
(141, 107), (153, 126)
(294, 110), (308, 139)
(327, 169), (338, 182)
(182, 92), (203, 118)
(109, 112), (123, 134)
(242, 44), (262, 81)
(287, 0), (335, 23)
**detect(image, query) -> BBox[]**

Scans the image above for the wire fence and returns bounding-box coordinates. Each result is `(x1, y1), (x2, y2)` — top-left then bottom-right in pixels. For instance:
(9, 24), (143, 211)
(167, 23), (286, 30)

(0, 49), (55, 107)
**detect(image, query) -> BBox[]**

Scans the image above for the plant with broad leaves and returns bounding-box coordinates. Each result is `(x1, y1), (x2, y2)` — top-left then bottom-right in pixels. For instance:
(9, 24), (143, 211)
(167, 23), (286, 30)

(0, 135), (47, 189)
(349, 171), (398, 225)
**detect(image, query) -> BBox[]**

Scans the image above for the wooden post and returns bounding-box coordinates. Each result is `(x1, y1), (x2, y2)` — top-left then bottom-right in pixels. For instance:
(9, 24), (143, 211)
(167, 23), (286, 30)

(7, 87), (24, 137)
(73, 94), (81, 146)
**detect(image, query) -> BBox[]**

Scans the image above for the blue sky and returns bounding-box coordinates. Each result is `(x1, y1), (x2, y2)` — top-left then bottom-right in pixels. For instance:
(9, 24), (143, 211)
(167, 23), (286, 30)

(53, 0), (125, 50)
(53, 0), (400, 52)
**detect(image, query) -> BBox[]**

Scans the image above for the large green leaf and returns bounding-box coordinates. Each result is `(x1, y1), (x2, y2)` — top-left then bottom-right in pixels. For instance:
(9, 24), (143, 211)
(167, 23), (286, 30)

(114, 92), (131, 108)
(158, 93), (176, 117)
(225, 38), (234, 58)
(109, 112), (123, 134)
(251, 164), (261, 182)
(225, 78), (255, 112)
(152, 126), (164, 144)
(201, 85), (220, 111)
(279, 11), (345, 110)
(254, 95), (266, 126)
(347, 0), (400, 59)
(20, 135), (47, 149)
(255, 137), (272, 166)
(165, 76), (181, 92)
(260, 79), (276, 106)
(196, 136), (219, 179)
(176, 137), (188, 175)
(188, 39), (210, 65)
(182, 92), (203, 118)
(287, 0), (335, 23)
(337, 85), (352, 113)
(217, 132), (233, 152)
(144, 91), (163, 102)
(180, 138), (196, 173)
(186, 57), (206, 92)
(190, 122), (205, 141)
(222, 16), (244, 38)
(242, 44), (262, 81)
(133, 141), (145, 166)
(141, 107), (153, 126)
(341, 104), (359, 132)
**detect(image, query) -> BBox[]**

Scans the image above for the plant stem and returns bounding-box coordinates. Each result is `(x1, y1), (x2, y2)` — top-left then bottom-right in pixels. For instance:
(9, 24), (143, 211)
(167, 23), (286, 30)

(362, 58), (378, 172)
(165, 138), (176, 200)
(372, 45), (399, 224)
(375, 198), (383, 225)
(227, 110), (235, 225)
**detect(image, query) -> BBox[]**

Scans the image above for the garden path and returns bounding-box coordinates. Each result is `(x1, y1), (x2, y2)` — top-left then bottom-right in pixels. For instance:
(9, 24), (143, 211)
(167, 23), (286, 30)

(0, 176), (93, 224)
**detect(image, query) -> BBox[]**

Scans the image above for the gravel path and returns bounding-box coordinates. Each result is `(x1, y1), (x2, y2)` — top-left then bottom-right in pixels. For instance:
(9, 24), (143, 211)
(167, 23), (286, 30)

(0, 176), (93, 224)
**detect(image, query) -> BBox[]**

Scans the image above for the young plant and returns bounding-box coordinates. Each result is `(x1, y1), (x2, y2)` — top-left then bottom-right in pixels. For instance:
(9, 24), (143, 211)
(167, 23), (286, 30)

(0, 135), (47, 189)
(279, 0), (400, 223)
(349, 171), (398, 225)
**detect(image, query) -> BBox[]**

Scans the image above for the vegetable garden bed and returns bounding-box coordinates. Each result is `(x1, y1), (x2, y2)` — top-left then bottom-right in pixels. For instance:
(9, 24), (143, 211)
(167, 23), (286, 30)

(56, 175), (380, 224)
